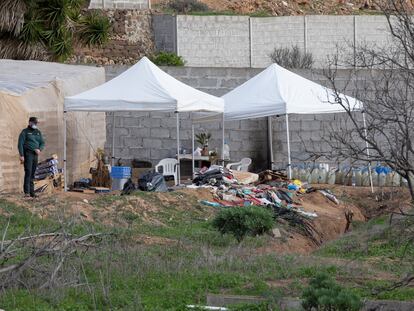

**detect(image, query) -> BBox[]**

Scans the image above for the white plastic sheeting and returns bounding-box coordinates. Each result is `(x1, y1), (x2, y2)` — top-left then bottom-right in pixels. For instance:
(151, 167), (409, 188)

(195, 63), (361, 123)
(0, 59), (99, 96)
(65, 57), (224, 113)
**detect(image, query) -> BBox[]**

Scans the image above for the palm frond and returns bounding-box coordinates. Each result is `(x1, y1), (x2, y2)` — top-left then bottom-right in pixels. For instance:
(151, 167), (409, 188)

(79, 12), (110, 46)
(0, 0), (27, 36)
(50, 30), (73, 61)
(19, 12), (44, 43)
(0, 38), (50, 60)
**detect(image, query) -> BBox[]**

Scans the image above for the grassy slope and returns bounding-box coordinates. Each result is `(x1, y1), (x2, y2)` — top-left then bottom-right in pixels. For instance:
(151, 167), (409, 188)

(0, 193), (413, 310)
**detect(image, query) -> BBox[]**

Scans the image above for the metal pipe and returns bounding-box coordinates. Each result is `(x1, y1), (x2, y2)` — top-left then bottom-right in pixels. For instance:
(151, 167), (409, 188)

(267, 116), (274, 169)
(111, 112), (115, 166)
(286, 114), (292, 179)
(176, 112), (180, 185)
(362, 112), (374, 193)
(192, 124), (195, 179)
(222, 113), (225, 165)
(63, 111), (67, 192)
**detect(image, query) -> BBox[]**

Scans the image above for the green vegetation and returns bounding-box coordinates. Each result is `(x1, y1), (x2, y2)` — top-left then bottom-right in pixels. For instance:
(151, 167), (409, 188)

(165, 0), (210, 14)
(0, 0), (110, 61)
(301, 273), (362, 311)
(212, 206), (274, 242)
(1, 191), (414, 310)
(151, 51), (185, 66)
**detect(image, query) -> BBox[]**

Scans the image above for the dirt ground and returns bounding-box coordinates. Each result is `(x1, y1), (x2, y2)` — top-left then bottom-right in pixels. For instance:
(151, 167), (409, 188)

(1, 185), (410, 255)
(152, 0), (385, 15)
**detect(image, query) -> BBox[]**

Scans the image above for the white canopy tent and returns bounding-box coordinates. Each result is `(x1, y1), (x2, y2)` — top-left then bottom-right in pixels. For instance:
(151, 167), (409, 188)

(64, 57), (224, 189)
(194, 63), (372, 190)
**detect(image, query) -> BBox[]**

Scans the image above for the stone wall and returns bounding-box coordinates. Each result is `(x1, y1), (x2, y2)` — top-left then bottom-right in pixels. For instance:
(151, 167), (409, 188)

(154, 14), (392, 68)
(71, 10), (154, 65)
(152, 14), (176, 53)
(89, 0), (149, 9)
(103, 65), (361, 171)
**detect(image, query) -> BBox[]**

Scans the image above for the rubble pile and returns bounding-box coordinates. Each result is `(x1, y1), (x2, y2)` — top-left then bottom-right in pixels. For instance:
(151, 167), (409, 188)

(191, 166), (335, 245)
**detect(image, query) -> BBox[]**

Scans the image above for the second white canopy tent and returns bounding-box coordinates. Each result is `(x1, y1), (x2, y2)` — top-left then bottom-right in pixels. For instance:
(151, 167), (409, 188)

(194, 63), (363, 180)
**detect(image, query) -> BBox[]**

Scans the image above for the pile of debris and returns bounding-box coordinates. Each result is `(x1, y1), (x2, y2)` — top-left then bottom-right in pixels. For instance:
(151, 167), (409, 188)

(191, 166), (340, 245)
(33, 154), (64, 194)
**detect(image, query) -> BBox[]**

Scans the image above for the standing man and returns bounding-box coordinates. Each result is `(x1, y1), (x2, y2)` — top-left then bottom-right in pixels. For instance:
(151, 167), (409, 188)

(18, 117), (45, 197)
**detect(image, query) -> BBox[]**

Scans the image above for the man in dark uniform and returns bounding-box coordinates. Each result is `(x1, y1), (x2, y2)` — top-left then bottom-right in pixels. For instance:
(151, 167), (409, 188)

(18, 117), (45, 197)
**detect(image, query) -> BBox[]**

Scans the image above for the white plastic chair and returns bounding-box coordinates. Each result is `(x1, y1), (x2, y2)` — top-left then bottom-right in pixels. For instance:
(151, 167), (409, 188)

(226, 158), (252, 172)
(155, 158), (178, 185)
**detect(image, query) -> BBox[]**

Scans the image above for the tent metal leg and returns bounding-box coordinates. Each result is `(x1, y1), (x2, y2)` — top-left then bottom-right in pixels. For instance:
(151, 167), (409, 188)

(192, 124), (195, 179)
(63, 111), (67, 192)
(286, 114), (292, 179)
(267, 116), (274, 170)
(176, 112), (180, 186)
(111, 112), (115, 166)
(222, 113), (225, 166)
(362, 112), (374, 193)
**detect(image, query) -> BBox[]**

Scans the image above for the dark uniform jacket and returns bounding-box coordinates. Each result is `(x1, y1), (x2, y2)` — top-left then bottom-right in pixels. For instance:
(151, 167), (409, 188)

(18, 127), (45, 156)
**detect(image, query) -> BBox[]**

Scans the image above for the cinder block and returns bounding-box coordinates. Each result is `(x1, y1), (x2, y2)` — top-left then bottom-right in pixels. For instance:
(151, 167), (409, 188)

(115, 128), (129, 136)
(160, 117), (179, 128)
(161, 139), (179, 149)
(150, 148), (172, 159)
(124, 137), (143, 148)
(123, 117), (139, 127)
(225, 121), (240, 130)
(150, 128), (170, 138)
(130, 127), (150, 137)
(130, 147), (150, 160)
(142, 118), (161, 127)
(301, 120), (321, 131)
(143, 138), (162, 148)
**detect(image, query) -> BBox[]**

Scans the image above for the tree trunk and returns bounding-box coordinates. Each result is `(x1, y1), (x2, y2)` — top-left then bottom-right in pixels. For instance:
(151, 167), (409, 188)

(407, 172), (414, 203)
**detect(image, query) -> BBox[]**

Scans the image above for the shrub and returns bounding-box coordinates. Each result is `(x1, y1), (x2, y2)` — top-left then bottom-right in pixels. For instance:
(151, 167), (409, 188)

(151, 51), (185, 66)
(212, 206), (274, 242)
(166, 0), (210, 13)
(269, 45), (314, 69)
(301, 273), (363, 311)
(80, 11), (111, 46)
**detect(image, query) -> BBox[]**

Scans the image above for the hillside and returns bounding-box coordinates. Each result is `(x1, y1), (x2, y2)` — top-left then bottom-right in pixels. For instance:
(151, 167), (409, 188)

(153, 0), (384, 16)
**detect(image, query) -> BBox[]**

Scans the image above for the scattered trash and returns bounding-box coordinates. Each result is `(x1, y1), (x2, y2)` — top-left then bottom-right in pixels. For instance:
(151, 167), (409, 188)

(200, 200), (223, 208)
(318, 189), (339, 205)
(138, 171), (168, 192)
(272, 228), (282, 238)
(121, 178), (136, 195)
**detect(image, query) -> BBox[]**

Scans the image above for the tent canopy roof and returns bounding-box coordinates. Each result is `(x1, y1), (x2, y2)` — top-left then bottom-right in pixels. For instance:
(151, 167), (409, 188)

(64, 57), (224, 113)
(196, 63), (362, 122)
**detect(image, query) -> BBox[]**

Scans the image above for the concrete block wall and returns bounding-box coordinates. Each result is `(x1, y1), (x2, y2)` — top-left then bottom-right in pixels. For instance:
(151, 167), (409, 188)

(154, 15), (392, 68)
(103, 65), (364, 171)
(306, 16), (355, 67)
(176, 15), (251, 67)
(251, 16), (305, 68)
(89, 0), (149, 9)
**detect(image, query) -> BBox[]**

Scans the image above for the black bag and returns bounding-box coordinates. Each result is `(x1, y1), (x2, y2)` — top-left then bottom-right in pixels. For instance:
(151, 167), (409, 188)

(138, 172), (167, 192)
(121, 178), (136, 195)
(193, 168), (224, 186)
